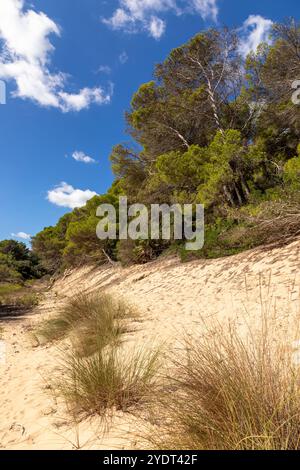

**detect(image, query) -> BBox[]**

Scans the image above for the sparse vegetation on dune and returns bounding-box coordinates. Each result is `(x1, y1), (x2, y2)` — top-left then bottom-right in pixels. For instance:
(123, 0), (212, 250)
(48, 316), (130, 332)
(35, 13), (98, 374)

(5, 256), (300, 450)
(149, 318), (300, 450)
(0, 284), (23, 297)
(36, 292), (136, 356)
(0, 283), (40, 310)
(58, 346), (160, 419)
(13, 293), (40, 309)
(35, 284), (300, 450)
(37, 291), (159, 421)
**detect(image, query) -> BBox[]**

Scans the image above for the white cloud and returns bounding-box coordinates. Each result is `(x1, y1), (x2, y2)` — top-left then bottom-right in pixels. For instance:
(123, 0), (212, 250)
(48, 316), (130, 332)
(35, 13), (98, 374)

(239, 15), (273, 58)
(11, 232), (31, 241)
(119, 51), (129, 64)
(191, 0), (218, 21)
(149, 16), (166, 39)
(0, 0), (113, 111)
(97, 65), (112, 74)
(72, 151), (96, 164)
(105, 7), (135, 31)
(103, 0), (218, 39)
(59, 86), (112, 112)
(47, 182), (98, 209)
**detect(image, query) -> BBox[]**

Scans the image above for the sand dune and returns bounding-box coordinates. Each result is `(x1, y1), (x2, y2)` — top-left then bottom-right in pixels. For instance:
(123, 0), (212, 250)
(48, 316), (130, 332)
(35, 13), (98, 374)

(1, 239), (300, 450)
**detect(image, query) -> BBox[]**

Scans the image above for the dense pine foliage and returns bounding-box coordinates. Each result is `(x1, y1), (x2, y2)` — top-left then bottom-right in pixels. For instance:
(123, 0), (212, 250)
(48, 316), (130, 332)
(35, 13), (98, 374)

(32, 20), (300, 271)
(0, 240), (44, 284)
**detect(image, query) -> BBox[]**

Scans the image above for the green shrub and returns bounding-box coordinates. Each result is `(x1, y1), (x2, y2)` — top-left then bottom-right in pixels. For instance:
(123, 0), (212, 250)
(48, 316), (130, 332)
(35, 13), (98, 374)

(0, 287), (40, 309)
(15, 293), (39, 309)
(117, 239), (168, 265)
(0, 283), (23, 297)
(284, 155), (300, 190)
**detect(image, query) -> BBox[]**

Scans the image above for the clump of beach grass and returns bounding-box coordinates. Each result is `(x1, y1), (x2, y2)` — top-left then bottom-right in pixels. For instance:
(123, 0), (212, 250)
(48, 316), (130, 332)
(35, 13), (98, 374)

(40, 290), (160, 421)
(36, 292), (135, 356)
(57, 346), (160, 419)
(150, 315), (300, 450)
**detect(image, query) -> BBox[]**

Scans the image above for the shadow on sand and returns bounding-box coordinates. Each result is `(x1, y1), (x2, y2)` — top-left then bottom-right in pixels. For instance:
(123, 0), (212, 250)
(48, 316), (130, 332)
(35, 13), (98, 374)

(0, 304), (32, 322)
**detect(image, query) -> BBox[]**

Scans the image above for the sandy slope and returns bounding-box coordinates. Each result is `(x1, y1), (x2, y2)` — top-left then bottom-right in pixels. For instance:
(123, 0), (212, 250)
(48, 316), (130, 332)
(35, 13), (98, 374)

(1, 239), (300, 450)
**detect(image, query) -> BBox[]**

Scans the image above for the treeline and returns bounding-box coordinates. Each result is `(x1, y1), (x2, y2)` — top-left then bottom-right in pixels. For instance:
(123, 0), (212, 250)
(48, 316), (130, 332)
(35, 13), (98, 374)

(0, 240), (44, 284)
(33, 19), (300, 272)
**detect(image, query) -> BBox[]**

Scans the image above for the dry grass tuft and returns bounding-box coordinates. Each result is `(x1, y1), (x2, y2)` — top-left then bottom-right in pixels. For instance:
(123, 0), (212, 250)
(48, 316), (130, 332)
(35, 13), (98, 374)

(36, 292), (135, 356)
(150, 316), (300, 450)
(58, 346), (160, 419)
(40, 291), (159, 422)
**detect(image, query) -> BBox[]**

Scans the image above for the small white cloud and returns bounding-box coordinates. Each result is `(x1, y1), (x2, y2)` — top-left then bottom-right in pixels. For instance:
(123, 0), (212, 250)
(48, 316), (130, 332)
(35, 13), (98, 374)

(148, 16), (166, 39)
(59, 86), (112, 112)
(0, 0), (113, 111)
(119, 51), (129, 64)
(103, 0), (219, 39)
(72, 151), (96, 164)
(97, 65), (112, 74)
(47, 182), (97, 209)
(11, 232), (31, 241)
(191, 0), (218, 22)
(103, 8), (135, 31)
(239, 15), (273, 58)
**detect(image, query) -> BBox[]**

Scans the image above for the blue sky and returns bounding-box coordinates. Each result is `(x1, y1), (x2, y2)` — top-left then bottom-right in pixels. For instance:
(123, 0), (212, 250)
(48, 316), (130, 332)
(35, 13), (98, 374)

(0, 0), (298, 243)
